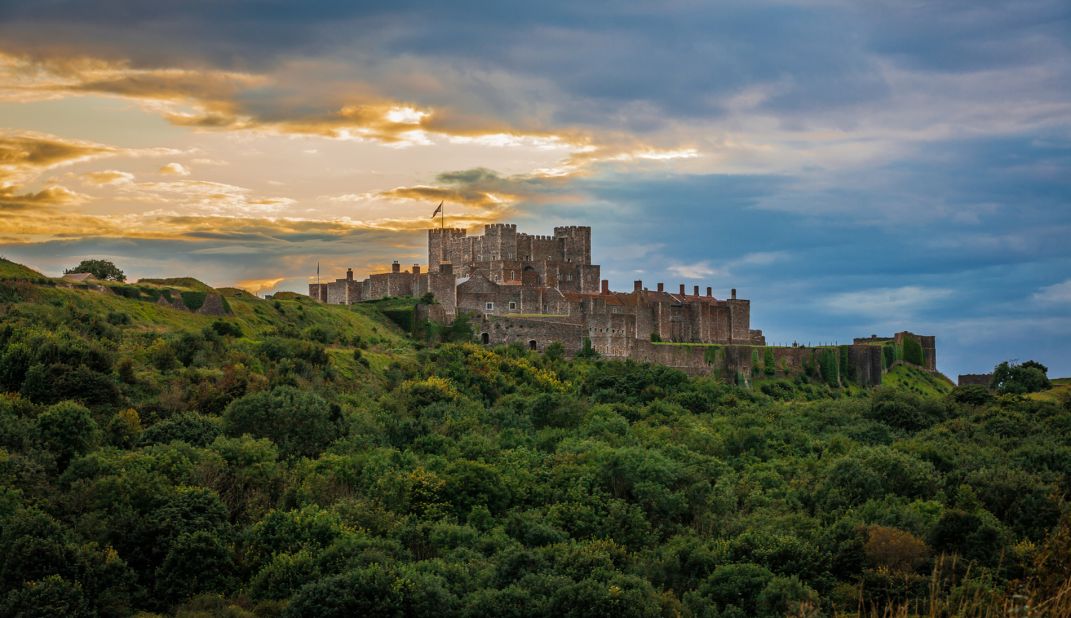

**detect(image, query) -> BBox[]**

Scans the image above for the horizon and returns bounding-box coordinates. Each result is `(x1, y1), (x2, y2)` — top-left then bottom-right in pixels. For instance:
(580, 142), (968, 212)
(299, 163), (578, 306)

(1, 2), (1069, 379)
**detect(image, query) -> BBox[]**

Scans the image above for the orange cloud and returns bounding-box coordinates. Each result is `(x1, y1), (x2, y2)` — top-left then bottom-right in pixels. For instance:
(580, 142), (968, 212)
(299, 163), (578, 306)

(81, 169), (135, 186)
(0, 131), (114, 183)
(158, 162), (191, 176)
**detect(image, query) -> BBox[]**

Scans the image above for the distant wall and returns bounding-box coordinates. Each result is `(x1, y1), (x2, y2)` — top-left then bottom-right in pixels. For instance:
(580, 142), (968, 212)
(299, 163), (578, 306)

(958, 373), (993, 387)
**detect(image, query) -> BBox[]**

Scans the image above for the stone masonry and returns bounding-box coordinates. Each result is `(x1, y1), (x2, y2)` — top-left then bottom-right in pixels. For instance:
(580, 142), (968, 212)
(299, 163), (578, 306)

(310, 222), (937, 384)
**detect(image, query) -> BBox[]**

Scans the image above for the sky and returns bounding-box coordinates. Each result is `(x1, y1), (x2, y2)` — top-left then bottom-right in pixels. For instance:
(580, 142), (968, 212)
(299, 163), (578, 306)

(0, 1), (1069, 378)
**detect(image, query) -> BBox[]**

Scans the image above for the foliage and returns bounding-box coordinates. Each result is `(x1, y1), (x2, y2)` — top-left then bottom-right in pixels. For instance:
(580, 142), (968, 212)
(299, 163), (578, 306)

(223, 386), (339, 458)
(991, 360), (1051, 394)
(902, 337), (925, 366)
(65, 259), (126, 282)
(0, 271), (1067, 616)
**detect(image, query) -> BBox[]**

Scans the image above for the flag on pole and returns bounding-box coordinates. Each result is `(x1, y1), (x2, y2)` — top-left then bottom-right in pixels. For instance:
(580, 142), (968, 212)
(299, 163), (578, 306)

(430, 201), (443, 219)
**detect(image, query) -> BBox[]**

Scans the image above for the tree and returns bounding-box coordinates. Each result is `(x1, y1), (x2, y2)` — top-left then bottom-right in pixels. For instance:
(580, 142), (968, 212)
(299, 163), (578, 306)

(991, 361), (1050, 394)
(284, 564), (449, 617)
(222, 386), (337, 458)
(863, 526), (930, 573)
(0, 575), (92, 618)
(65, 259), (126, 282)
(154, 531), (237, 604)
(35, 400), (100, 469)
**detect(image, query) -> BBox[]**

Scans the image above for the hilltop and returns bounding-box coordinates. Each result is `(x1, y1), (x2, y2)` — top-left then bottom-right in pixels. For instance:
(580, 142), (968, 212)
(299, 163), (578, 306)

(0, 259), (1068, 617)
(0, 257), (47, 281)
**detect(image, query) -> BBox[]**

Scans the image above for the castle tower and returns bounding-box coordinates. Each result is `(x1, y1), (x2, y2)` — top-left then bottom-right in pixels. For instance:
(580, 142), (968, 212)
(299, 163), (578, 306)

(554, 226), (591, 264)
(482, 223), (518, 261)
(428, 228), (466, 272)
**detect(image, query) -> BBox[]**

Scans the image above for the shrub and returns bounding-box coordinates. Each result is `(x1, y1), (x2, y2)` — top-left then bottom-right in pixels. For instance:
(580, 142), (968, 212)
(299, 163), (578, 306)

(210, 320), (243, 338)
(223, 386), (338, 458)
(140, 412), (222, 447)
(106, 311), (130, 326)
(180, 291), (207, 312)
(36, 401), (99, 468)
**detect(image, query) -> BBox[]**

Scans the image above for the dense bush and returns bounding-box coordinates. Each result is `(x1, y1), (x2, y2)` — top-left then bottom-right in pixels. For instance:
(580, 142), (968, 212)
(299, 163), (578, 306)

(223, 386), (339, 458)
(0, 286), (1066, 617)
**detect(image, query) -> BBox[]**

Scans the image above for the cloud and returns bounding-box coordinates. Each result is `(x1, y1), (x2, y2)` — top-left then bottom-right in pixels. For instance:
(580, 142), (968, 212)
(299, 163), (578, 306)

(378, 167), (576, 222)
(824, 286), (955, 317)
(159, 162), (191, 176)
(667, 261), (719, 279)
(1033, 279), (1071, 305)
(235, 276), (286, 295)
(82, 169), (134, 185)
(0, 184), (87, 210)
(0, 130), (114, 184)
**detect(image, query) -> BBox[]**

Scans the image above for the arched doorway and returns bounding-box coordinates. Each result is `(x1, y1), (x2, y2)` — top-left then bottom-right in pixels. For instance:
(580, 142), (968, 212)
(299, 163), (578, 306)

(528, 340), (537, 351)
(481, 332), (490, 344)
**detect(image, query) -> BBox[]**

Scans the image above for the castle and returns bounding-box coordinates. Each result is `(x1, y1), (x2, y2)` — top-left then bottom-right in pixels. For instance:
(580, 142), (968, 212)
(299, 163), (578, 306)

(310, 223), (936, 385)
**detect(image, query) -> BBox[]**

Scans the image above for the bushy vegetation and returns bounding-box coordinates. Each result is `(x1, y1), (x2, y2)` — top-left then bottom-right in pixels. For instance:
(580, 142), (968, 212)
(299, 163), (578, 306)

(65, 259), (126, 282)
(0, 271), (1068, 616)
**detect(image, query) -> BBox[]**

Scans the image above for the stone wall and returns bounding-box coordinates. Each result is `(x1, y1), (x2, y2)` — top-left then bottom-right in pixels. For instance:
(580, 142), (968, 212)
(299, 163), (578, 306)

(478, 315), (585, 353)
(958, 373), (993, 387)
(895, 331), (937, 371)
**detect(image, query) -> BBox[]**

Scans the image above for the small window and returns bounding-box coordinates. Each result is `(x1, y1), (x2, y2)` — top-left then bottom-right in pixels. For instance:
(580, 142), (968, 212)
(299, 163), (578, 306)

(485, 302), (494, 310)
(509, 301), (517, 310)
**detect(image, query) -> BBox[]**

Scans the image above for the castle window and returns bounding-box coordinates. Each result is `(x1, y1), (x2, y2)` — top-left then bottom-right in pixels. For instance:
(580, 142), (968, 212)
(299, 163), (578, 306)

(509, 301), (517, 310)
(485, 302), (494, 311)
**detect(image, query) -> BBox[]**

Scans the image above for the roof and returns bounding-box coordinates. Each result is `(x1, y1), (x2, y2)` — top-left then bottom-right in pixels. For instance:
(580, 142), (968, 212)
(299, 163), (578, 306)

(62, 272), (97, 282)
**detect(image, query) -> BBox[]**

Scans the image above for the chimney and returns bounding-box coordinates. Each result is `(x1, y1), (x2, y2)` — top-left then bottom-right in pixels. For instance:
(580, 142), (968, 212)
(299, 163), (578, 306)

(346, 268), (353, 281)
(706, 286), (712, 297)
(731, 288), (737, 299)
(657, 282), (664, 292)
(601, 279), (609, 294)
(633, 280), (642, 292)
(391, 260), (400, 273)
(693, 285), (700, 296)
(413, 264), (421, 275)
(679, 283), (685, 295)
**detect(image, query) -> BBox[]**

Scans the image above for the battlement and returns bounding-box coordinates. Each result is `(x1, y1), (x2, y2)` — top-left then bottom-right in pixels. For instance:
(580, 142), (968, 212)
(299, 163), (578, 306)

(429, 228), (467, 237)
(485, 223), (518, 232)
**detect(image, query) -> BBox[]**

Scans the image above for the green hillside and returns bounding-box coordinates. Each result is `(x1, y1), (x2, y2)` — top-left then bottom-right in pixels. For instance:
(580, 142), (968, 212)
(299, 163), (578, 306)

(881, 363), (955, 397)
(136, 276), (217, 292)
(0, 257), (47, 281)
(1029, 376), (1071, 403)
(0, 263), (1068, 617)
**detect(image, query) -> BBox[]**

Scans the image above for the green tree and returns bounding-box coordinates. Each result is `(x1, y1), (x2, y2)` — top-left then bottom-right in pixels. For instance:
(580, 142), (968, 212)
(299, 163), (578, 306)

(0, 575), (92, 618)
(223, 386), (337, 458)
(154, 531), (237, 604)
(284, 564), (454, 618)
(65, 259), (126, 282)
(991, 360), (1051, 394)
(35, 400), (100, 469)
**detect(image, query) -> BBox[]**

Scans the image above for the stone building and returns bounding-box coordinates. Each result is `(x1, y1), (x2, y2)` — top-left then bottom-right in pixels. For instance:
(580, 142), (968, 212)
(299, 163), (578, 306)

(309, 222), (937, 383)
(311, 222), (762, 355)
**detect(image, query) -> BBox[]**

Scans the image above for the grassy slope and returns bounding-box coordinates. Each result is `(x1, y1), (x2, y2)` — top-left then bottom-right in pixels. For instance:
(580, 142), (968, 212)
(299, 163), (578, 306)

(0, 257), (47, 280)
(882, 363), (955, 397)
(1028, 377), (1071, 403)
(15, 281), (415, 360)
(135, 277), (216, 292)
